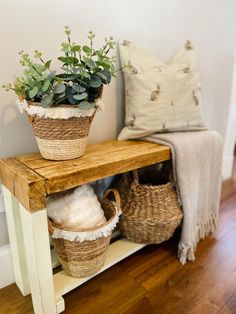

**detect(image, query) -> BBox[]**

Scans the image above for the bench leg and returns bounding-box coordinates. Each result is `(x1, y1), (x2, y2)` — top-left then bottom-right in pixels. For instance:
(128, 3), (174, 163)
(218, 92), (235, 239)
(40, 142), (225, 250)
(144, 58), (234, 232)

(2, 185), (30, 296)
(19, 204), (57, 314)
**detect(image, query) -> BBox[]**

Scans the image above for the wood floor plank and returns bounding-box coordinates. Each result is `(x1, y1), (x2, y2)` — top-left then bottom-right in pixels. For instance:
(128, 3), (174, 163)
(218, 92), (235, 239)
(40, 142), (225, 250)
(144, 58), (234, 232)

(219, 295), (236, 314)
(62, 266), (147, 314)
(0, 283), (33, 314)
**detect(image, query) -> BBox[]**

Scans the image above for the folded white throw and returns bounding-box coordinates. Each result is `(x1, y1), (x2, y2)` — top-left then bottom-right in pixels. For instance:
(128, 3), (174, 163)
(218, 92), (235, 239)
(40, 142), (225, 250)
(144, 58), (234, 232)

(144, 130), (223, 264)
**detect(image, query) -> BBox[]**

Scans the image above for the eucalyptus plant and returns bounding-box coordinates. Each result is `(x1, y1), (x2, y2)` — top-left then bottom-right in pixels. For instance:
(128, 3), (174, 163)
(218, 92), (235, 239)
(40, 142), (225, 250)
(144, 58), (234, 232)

(2, 26), (116, 109)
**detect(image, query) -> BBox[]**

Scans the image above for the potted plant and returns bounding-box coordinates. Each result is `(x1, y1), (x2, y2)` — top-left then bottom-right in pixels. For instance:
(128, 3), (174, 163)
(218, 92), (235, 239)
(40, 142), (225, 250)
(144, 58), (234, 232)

(2, 26), (116, 160)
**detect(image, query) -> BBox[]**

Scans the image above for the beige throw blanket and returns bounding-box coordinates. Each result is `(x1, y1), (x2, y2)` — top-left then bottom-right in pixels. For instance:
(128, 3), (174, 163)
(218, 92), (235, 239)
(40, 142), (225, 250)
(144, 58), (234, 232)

(144, 130), (223, 264)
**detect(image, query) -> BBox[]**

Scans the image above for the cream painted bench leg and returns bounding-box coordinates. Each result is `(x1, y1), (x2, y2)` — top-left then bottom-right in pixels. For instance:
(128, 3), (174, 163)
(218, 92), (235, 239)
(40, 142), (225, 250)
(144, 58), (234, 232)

(2, 185), (30, 296)
(19, 204), (61, 314)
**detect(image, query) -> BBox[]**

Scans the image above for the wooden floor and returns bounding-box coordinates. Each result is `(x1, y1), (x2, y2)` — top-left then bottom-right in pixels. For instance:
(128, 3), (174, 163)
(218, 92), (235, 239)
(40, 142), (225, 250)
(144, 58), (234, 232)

(1, 182), (236, 314)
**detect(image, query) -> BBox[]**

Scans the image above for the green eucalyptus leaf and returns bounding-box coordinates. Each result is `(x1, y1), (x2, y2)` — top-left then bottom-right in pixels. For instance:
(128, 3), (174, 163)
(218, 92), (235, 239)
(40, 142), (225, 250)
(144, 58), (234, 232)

(86, 59), (95, 69)
(58, 56), (68, 63)
(81, 72), (91, 79)
(41, 93), (53, 107)
(73, 92), (88, 100)
(68, 94), (77, 104)
(47, 71), (56, 81)
(100, 62), (110, 70)
(29, 86), (38, 98)
(98, 69), (111, 83)
(42, 79), (50, 92)
(45, 60), (52, 69)
(78, 101), (94, 110)
(83, 46), (91, 54)
(68, 56), (78, 65)
(54, 84), (66, 94)
(58, 56), (78, 65)
(56, 73), (78, 81)
(31, 64), (45, 73)
(71, 45), (81, 52)
(72, 85), (86, 93)
(96, 71), (108, 81)
(56, 92), (66, 99)
(89, 76), (102, 88)
(103, 59), (111, 65)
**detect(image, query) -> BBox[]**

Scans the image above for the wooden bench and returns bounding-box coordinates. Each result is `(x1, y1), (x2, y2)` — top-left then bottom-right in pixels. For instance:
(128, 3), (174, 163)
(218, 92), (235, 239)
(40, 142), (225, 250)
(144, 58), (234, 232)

(0, 140), (170, 313)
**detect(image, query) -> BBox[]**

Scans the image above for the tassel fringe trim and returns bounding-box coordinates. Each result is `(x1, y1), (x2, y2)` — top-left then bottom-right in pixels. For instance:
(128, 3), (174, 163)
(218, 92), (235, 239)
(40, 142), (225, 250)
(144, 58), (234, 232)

(52, 211), (120, 242)
(16, 99), (104, 119)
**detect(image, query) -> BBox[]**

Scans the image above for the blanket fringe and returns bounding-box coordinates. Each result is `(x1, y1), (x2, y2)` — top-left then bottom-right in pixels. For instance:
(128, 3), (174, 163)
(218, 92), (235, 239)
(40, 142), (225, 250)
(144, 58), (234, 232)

(178, 215), (219, 264)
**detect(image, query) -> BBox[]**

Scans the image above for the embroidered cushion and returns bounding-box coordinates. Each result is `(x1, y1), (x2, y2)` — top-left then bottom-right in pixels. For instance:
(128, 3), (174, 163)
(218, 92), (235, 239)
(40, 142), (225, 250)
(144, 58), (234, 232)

(118, 40), (207, 140)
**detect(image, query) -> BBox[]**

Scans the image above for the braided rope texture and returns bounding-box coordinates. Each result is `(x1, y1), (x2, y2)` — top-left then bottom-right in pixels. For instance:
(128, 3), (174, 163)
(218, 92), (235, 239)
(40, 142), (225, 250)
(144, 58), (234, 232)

(29, 113), (95, 160)
(30, 114), (95, 140)
(50, 200), (115, 277)
(116, 172), (183, 244)
(35, 137), (88, 160)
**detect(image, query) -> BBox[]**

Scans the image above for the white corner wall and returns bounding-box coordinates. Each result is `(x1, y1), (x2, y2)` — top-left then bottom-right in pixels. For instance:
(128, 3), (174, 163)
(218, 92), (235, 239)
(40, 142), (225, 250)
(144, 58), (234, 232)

(0, 0), (236, 287)
(222, 56), (236, 179)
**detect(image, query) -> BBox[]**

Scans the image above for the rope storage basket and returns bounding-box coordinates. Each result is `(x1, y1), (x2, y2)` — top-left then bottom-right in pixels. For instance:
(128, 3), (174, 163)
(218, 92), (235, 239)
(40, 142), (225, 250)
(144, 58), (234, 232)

(117, 170), (183, 244)
(48, 189), (121, 278)
(17, 85), (103, 161)
(29, 111), (95, 160)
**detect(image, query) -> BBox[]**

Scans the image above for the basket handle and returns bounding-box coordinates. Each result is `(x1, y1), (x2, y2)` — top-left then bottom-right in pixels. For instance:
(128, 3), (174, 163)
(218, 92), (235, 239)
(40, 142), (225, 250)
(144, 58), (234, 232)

(102, 188), (121, 213)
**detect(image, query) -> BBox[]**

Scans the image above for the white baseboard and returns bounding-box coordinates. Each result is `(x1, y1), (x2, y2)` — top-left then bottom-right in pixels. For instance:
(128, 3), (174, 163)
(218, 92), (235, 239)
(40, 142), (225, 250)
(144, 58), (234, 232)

(0, 245), (15, 288)
(223, 155), (234, 180)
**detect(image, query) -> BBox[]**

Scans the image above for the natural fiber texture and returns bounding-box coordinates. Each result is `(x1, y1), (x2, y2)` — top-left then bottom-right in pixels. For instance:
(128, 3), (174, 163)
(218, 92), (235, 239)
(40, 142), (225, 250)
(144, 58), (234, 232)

(53, 235), (111, 277)
(144, 130), (223, 264)
(117, 171), (183, 244)
(49, 189), (121, 277)
(16, 99), (102, 160)
(36, 137), (88, 160)
(31, 113), (94, 160)
(31, 114), (94, 140)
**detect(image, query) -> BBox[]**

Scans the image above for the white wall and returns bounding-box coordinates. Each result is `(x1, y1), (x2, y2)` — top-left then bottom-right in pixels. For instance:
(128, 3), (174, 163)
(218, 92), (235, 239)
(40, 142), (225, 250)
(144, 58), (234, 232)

(0, 0), (236, 269)
(223, 57), (236, 179)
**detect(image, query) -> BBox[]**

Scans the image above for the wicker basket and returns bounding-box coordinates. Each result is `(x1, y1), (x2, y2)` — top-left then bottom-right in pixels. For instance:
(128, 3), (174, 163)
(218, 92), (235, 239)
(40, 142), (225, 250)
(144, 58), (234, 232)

(29, 112), (94, 160)
(117, 170), (183, 244)
(48, 189), (120, 278)
(26, 87), (103, 161)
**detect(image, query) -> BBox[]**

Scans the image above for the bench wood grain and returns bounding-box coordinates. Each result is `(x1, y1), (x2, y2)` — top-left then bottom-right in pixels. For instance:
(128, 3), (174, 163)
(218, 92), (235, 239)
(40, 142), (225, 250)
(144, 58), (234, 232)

(0, 140), (170, 211)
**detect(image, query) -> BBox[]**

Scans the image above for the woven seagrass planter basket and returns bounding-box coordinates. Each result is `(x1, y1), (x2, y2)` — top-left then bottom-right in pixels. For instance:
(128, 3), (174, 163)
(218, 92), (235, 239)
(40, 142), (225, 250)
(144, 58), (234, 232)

(48, 189), (120, 278)
(29, 108), (95, 161)
(25, 86), (103, 161)
(117, 170), (183, 244)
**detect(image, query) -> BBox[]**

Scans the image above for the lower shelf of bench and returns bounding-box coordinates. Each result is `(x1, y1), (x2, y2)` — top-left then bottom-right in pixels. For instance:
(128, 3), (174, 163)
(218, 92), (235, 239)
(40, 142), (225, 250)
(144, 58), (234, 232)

(53, 238), (147, 311)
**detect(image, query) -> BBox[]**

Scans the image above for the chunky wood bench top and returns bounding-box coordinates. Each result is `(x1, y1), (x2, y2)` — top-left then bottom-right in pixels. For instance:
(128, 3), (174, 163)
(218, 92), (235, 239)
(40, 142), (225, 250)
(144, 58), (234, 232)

(0, 140), (170, 211)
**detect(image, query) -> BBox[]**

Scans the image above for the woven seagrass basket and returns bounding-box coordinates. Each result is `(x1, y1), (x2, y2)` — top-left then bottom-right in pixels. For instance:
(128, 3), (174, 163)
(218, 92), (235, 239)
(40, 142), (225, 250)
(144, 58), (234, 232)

(117, 170), (183, 244)
(29, 111), (95, 160)
(27, 86), (103, 161)
(48, 189), (120, 278)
